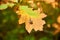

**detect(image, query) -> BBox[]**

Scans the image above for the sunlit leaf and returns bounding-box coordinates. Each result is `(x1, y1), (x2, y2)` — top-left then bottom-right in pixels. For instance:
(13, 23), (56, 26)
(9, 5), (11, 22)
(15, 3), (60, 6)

(25, 13), (47, 33)
(0, 3), (8, 10)
(16, 5), (47, 33)
(19, 6), (39, 18)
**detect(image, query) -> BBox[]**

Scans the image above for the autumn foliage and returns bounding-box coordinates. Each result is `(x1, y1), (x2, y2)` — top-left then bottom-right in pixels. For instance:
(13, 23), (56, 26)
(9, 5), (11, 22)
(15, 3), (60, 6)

(0, 0), (60, 40)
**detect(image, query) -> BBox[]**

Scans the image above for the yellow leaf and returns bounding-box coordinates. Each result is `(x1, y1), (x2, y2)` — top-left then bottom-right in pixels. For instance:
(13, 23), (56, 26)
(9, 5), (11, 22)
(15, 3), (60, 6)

(57, 15), (60, 24)
(16, 10), (30, 24)
(25, 13), (47, 33)
(16, 8), (47, 33)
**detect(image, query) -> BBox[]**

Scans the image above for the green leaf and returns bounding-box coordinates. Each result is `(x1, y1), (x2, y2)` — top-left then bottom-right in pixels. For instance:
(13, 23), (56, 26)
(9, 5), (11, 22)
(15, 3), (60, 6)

(20, 6), (39, 18)
(0, 4), (8, 10)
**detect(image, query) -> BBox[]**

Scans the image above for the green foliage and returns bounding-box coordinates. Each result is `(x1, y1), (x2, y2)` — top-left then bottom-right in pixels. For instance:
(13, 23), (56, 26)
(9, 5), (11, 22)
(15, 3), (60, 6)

(0, 4), (8, 10)
(4, 24), (26, 40)
(20, 6), (39, 18)
(0, 3), (15, 10)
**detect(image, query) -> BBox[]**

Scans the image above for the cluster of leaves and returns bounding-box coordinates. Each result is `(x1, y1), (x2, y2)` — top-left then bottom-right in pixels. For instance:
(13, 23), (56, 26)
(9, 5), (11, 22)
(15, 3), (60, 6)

(0, 0), (60, 40)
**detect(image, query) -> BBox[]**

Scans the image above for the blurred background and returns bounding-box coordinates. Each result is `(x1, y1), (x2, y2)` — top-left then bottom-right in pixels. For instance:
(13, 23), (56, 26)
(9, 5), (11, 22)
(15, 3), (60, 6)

(0, 0), (60, 40)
